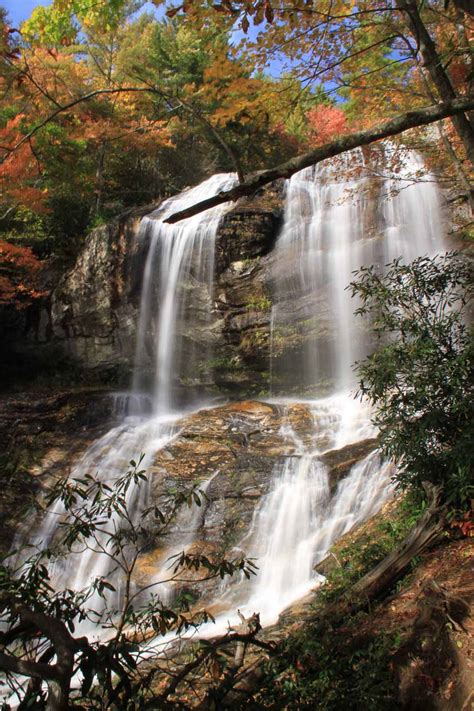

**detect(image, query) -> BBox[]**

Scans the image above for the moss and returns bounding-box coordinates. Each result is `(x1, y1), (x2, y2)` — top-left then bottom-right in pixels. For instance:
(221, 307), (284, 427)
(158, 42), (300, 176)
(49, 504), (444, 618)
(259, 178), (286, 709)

(456, 223), (474, 242)
(246, 294), (272, 311)
(317, 496), (424, 606)
(240, 329), (269, 352)
(197, 356), (245, 374)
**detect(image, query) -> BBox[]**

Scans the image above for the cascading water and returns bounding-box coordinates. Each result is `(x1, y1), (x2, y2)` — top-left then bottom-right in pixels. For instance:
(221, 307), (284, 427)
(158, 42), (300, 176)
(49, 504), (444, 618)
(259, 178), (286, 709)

(381, 147), (445, 263)
(15, 174), (237, 628)
(15, 146), (446, 641)
(156, 397), (394, 638)
(132, 174), (236, 414)
(28, 416), (182, 635)
(214, 145), (445, 625)
(270, 147), (444, 395)
(222, 406), (395, 627)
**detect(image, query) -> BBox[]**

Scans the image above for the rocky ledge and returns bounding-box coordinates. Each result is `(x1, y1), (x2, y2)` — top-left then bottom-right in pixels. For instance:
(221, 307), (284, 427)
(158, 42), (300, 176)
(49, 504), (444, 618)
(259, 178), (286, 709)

(136, 400), (378, 591)
(0, 388), (119, 556)
(1, 393), (378, 599)
(43, 185), (283, 393)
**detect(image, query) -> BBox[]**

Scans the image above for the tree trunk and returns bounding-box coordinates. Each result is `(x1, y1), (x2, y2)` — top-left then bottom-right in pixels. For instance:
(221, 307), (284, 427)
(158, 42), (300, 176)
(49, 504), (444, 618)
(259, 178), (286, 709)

(397, 0), (474, 166)
(92, 142), (107, 218)
(46, 679), (70, 711)
(415, 60), (473, 213)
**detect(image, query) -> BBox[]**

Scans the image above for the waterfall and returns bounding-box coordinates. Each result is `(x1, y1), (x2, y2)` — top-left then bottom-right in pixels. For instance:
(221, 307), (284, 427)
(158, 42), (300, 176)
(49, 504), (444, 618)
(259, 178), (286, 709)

(29, 416), (182, 635)
(15, 174), (236, 625)
(381, 147), (444, 263)
(221, 146), (445, 624)
(237, 448), (395, 626)
(212, 394), (393, 627)
(270, 147), (445, 395)
(15, 147), (446, 638)
(132, 173), (236, 415)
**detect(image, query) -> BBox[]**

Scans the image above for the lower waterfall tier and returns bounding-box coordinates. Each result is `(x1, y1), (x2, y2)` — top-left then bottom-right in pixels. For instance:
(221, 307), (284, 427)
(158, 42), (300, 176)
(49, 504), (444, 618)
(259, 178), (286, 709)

(8, 392), (394, 633)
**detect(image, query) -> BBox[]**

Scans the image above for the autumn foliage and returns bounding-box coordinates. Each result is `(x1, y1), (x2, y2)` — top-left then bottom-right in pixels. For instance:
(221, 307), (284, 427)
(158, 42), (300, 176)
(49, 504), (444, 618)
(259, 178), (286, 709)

(0, 115), (48, 213)
(0, 0), (471, 308)
(0, 239), (45, 308)
(306, 104), (348, 145)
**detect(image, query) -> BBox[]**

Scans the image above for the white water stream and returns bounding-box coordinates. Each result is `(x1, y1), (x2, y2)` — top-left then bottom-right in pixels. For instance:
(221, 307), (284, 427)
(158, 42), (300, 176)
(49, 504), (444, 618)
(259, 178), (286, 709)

(271, 147), (444, 394)
(11, 174), (238, 635)
(132, 173), (236, 414)
(15, 147), (446, 642)
(218, 396), (395, 626)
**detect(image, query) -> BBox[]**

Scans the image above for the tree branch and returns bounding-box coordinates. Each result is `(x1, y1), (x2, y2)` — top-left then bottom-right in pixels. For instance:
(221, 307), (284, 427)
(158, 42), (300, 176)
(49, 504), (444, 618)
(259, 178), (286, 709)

(351, 483), (446, 600)
(163, 97), (474, 224)
(0, 649), (62, 682)
(396, 0), (474, 163)
(0, 603), (88, 684)
(0, 86), (156, 163)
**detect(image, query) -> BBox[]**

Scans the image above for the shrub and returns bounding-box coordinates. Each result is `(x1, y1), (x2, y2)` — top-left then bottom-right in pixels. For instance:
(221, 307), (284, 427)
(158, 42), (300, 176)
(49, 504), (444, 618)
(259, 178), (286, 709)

(349, 252), (473, 507)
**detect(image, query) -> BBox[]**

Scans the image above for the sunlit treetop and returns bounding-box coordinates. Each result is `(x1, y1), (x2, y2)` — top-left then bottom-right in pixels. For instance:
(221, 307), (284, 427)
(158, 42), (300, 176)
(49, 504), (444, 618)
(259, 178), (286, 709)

(23, 0), (146, 44)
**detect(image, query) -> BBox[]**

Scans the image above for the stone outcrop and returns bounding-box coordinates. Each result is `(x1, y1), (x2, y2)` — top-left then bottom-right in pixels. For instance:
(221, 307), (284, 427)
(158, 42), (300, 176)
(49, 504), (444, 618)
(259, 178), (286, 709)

(48, 186), (284, 394)
(0, 391), (382, 591)
(215, 181), (284, 273)
(322, 437), (378, 491)
(131, 400), (380, 596)
(0, 388), (116, 556)
(38, 167), (455, 398)
(50, 206), (155, 379)
(145, 401), (299, 559)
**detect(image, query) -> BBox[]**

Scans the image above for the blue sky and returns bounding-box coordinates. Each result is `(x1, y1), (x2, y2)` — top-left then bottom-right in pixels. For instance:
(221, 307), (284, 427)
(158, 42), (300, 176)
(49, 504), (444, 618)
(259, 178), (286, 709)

(2, 1), (163, 26)
(2, 0), (47, 26)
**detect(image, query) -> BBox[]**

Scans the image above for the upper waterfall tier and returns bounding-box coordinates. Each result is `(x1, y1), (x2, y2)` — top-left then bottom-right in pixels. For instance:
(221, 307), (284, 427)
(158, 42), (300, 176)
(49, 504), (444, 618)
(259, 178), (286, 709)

(270, 147), (445, 396)
(132, 146), (446, 409)
(132, 173), (236, 414)
(51, 146), (446, 399)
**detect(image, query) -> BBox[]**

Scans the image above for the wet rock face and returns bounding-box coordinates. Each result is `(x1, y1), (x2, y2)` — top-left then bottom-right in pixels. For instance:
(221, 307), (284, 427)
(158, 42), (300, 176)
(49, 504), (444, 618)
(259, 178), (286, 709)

(138, 400), (378, 595)
(0, 389), (116, 556)
(211, 255), (274, 395)
(150, 401), (289, 538)
(143, 400), (303, 589)
(208, 184), (284, 394)
(215, 182), (284, 273)
(51, 208), (153, 380)
(46, 175), (390, 397)
(50, 188), (283, 395)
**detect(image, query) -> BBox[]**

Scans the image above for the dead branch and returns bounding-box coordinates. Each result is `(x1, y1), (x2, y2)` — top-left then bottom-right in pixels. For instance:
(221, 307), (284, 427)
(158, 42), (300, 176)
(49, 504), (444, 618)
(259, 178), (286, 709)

(164, 97), (474, 224)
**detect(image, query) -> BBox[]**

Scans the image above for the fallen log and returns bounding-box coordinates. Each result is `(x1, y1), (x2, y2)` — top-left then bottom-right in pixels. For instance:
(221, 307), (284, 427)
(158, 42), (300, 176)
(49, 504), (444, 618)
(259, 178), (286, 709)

(196, 484), (447, 705)
(351, 483), (446, 601)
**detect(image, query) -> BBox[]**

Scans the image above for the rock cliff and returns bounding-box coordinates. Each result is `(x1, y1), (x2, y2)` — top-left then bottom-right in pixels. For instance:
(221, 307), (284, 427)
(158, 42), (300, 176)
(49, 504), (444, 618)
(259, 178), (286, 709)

(47, 168), (451, 399)
(49, 184), (283, 395)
